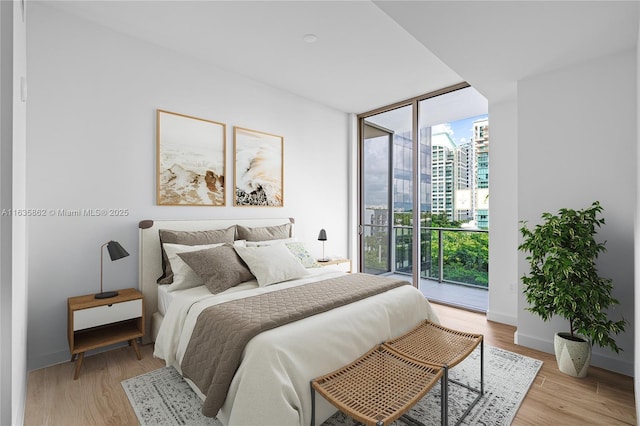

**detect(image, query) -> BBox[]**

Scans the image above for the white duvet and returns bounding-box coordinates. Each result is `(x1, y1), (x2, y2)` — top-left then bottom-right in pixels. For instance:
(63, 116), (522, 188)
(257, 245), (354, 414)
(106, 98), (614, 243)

(154, 269), (439, 426)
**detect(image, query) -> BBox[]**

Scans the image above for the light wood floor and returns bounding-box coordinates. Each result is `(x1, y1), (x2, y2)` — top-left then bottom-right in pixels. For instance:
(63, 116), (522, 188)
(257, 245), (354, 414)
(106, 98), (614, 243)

(24, 303), (636, 425)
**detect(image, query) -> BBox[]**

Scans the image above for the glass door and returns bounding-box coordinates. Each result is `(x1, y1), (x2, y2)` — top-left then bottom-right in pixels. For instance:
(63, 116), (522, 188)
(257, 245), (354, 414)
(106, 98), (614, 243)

(360, 105), (414, 283)
(358, 84), (490, 312)
(361, 122), (392, 274)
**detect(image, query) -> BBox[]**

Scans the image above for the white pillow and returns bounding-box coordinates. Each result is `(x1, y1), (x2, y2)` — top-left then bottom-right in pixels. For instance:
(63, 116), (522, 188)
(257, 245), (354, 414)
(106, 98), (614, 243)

(285, 241), (320, 268)
(163, 242), (225, 291)
(234, 243), (308, 287)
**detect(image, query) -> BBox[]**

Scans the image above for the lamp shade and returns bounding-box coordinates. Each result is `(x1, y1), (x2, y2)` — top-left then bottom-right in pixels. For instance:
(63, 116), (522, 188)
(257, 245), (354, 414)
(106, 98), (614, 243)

(96, 240), (129, 299)
(106, 240), (129, 261)
(317, 229), (328, 262)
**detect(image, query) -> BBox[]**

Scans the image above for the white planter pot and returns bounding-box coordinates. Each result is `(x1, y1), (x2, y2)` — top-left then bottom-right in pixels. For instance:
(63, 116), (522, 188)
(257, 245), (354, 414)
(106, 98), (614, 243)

(554, 332), (591, 378)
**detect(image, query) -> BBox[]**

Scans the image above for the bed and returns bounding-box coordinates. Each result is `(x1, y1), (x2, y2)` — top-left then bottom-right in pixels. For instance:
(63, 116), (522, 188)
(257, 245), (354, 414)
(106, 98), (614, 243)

(139, 217), (439, 426)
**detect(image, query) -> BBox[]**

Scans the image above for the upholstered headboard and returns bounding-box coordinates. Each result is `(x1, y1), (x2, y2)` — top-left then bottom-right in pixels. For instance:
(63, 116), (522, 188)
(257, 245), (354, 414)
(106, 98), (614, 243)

(138, 217), (295, 343)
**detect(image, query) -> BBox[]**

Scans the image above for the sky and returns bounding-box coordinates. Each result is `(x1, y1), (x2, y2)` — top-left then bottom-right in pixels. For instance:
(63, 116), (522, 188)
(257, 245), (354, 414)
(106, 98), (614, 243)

(432, 114), (488, 146)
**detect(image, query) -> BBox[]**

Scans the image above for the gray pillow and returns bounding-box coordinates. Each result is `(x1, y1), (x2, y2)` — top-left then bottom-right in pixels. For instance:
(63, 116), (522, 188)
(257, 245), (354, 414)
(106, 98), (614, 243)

(177, 244), (255, 294)
(157, 226), (236, 284)
(236, 223), (291, 242)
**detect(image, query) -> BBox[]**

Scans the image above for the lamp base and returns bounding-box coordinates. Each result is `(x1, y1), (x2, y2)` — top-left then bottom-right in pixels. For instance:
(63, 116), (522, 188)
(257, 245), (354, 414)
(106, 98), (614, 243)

(95, 290), (118, 299)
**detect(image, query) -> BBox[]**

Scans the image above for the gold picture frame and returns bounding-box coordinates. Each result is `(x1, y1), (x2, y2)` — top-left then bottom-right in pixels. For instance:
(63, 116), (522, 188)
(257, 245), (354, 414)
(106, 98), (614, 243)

(156, 109), (226, 206)
(233, 126), (284, 207)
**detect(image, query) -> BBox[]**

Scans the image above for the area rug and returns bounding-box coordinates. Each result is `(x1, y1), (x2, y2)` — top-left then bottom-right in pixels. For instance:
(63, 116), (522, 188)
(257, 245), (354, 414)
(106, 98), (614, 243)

(122, 345), (542, 426)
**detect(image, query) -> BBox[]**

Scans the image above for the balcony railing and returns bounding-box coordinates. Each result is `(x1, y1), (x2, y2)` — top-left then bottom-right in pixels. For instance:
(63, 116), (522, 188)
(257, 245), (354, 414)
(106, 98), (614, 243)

(363, 225), (489, 289)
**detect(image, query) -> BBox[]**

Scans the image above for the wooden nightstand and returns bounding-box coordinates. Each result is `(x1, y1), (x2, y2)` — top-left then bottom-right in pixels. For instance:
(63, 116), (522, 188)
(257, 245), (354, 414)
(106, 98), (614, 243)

(67, 288), (144, 379)
(317, 258), (352, 273)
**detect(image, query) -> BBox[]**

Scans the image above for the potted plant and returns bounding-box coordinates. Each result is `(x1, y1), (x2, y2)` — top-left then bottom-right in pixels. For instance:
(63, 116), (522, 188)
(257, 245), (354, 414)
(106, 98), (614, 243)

(518, 201), (626, 377)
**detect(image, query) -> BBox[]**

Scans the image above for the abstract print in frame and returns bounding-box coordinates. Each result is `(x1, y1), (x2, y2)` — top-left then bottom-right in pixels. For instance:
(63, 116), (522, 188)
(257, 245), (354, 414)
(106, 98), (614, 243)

(234, 127), (284, 207)
(157, 110), (226, 206)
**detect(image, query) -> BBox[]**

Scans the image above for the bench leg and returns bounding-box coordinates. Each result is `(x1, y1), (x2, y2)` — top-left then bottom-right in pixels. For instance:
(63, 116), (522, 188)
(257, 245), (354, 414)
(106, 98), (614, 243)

(480, 339), (484, 395)
(447, 341), (484, 426)
(310, 382), (316, 426)
(442, 366), (448, 426)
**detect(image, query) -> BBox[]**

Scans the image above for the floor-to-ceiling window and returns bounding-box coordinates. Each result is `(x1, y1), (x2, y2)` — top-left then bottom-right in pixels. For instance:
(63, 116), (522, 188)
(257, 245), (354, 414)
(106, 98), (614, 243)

(361, 105), (414, 280)
(358, 83), (490, 311)
(362, 121), (394, 275)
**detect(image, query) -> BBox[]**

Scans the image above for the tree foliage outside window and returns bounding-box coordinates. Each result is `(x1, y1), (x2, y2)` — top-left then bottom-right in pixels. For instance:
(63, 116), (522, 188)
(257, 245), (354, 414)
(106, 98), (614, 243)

(363, 212), (488, 287)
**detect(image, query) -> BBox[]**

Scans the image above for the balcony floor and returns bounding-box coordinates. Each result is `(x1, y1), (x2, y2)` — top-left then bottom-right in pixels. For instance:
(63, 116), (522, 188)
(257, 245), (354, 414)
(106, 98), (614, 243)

(390, 273), (488, 313)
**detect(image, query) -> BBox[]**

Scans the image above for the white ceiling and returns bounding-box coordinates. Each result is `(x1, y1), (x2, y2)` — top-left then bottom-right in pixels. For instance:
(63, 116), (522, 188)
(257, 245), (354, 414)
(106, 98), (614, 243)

(44, 1), (639, 114)
(376, 0), (640, 104)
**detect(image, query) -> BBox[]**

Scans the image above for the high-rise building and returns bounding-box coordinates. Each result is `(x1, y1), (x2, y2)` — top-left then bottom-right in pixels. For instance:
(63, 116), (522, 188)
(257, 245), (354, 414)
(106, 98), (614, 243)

(431, 132), (456, 219)
(454, 141), (473, 222)
(430, 117), (489, 229)
(473, 118), (489, 229)
(383, 118), (489, 229)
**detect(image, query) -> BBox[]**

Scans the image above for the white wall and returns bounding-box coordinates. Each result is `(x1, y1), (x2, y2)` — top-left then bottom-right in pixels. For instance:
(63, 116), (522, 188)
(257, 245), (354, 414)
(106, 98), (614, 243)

(0, 4), (11, 422)
(1, 1), (28, 424)
(26, 3), (350, 370)
(12, 1), (28, 424)
(486, 99), (518, 326)
(635, 21), (640, 418)
(516, 49), (636, 376)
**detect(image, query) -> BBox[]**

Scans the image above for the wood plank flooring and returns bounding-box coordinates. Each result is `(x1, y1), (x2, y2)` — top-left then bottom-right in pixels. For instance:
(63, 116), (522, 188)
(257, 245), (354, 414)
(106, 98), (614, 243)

(24, 303), (636, 425)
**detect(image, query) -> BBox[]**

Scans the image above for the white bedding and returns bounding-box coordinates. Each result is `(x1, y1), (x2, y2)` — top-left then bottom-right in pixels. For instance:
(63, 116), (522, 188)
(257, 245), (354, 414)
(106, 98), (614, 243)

(154, 269), (439, 426)
(157, 283), (173, 316)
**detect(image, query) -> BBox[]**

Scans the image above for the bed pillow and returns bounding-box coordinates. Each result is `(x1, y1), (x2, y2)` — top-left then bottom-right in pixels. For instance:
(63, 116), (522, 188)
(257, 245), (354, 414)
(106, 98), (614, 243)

(285, 242), (320, 268)
(234, 243), (308, 287)
(245, 237), (296, 247)
(236, 223), (291, 242)
(157, 226), (236, 284)
(177, 244), (255, 294)
(163, 242), (225, 291)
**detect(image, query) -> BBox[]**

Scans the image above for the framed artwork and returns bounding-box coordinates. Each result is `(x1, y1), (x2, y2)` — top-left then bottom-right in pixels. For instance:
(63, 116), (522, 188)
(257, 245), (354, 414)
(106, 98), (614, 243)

(233, 127), (284, 207)
(157, 110), (226, 206)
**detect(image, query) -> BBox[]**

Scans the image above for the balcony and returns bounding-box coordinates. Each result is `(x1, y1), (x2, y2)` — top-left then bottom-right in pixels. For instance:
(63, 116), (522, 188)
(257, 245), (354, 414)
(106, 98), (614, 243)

(363, 225), (488, 312)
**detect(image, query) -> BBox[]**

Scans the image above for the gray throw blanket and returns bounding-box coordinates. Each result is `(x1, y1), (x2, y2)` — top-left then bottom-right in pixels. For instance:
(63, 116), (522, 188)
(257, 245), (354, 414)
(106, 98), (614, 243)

(180, 273), (408, 417)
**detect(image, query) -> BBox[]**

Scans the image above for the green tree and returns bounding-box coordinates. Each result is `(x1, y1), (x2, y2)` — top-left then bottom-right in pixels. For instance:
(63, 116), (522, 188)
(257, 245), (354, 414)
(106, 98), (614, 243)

(365, 210), (488, 288)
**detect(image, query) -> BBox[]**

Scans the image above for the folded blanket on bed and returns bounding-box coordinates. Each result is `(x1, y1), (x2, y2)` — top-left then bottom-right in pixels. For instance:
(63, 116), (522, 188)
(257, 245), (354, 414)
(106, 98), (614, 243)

(180, 272), (409, 417)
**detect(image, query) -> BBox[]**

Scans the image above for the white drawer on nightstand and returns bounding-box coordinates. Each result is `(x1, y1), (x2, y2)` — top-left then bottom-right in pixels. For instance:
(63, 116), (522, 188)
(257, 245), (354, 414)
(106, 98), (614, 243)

(73, 299), (142, 331)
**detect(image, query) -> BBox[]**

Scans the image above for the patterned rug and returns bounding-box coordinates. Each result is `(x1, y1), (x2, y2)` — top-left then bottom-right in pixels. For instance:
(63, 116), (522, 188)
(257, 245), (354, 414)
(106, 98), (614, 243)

(122, 345), (542, 426)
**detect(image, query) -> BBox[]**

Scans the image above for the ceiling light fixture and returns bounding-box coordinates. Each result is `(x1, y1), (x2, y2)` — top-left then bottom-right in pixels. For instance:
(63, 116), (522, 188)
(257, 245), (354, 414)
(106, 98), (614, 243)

(303, 34), (317, 44)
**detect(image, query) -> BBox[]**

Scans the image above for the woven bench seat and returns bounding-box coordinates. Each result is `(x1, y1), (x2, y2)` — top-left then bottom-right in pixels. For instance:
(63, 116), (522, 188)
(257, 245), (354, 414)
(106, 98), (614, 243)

(384, 320), (484, 426)
(310, 345), (445, 426)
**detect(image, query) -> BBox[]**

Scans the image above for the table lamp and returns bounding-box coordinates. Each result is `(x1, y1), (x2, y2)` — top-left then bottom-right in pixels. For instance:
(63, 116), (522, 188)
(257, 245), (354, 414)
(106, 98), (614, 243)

(318, 229), (328, 262)
(96, 240), (129, 299)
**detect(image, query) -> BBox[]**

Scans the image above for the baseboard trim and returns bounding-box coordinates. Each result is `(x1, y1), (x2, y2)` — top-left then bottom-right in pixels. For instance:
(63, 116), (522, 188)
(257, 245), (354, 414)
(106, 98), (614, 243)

(28, 341), (129, 371)
(486, 309), (517, 326)
(28, 349), (71, 372)
(515, 331), (633, 376)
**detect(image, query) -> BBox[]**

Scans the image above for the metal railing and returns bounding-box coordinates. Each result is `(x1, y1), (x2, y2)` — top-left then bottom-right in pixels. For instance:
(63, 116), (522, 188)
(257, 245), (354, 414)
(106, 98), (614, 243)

(363, 225), (489, 289)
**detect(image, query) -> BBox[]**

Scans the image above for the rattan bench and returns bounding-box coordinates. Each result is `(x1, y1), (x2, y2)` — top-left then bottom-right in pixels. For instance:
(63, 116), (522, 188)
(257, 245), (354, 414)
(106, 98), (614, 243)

(310, 345), (445, 426)
(384, 320), (484, 426)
